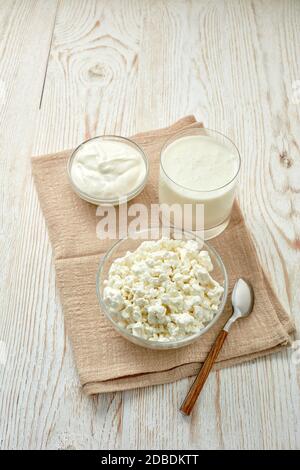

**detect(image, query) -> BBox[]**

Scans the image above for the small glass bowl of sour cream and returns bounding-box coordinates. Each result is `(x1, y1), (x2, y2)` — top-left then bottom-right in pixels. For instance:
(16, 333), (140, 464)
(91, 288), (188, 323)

(67, 135), (149, 205)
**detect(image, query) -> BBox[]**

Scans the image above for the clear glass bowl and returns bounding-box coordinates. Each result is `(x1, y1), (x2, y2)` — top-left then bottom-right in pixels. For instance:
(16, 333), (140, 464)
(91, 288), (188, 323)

(67, 135), (149, 206)
(96, 227), (228, 350)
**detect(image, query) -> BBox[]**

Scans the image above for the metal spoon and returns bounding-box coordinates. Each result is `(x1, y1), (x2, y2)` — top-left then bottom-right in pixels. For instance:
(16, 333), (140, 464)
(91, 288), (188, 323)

(180, 278), (254, 416)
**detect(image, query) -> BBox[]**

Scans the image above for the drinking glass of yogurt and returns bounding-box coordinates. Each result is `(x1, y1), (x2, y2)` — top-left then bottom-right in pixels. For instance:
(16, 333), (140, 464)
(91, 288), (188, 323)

(159, 128), (241, 239)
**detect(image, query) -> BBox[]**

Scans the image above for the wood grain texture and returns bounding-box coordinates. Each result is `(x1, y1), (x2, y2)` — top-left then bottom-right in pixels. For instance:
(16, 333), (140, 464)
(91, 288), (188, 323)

(181, 330), (228, 416)
(0, 0), (299, 449)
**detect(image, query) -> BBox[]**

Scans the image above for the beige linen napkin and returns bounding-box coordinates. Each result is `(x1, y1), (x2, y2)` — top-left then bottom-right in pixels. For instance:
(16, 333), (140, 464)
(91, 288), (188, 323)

(31, 116), (295, 394)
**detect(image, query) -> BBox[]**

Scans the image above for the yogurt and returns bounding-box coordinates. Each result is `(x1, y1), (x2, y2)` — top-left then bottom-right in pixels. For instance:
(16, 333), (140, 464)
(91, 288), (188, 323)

(159, 132), (240, 238)
(70, 137), (147, 203)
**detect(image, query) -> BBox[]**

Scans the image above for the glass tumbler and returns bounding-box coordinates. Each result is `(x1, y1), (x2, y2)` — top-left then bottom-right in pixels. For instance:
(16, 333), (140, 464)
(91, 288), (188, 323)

(159, 127), (241, 239)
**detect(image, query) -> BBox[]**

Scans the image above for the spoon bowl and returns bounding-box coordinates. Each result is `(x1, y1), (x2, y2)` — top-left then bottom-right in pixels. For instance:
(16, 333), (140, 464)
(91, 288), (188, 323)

(224, 278), (255, 332)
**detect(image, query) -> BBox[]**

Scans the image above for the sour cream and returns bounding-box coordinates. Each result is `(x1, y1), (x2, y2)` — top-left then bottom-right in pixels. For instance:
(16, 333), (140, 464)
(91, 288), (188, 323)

(69, 136), (148, 204)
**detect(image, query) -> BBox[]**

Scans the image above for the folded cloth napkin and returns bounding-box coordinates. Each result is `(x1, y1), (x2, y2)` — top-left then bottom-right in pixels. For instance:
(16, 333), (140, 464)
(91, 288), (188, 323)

(31, 116), (295, 394)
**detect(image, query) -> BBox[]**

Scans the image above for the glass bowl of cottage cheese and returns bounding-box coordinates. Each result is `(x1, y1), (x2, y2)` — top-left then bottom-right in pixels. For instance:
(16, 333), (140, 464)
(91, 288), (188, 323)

(96, 228), (228, 350)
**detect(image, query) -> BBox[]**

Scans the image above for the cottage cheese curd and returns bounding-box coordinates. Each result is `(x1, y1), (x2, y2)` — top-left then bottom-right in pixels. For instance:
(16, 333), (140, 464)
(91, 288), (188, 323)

(103, 238), (224, 342)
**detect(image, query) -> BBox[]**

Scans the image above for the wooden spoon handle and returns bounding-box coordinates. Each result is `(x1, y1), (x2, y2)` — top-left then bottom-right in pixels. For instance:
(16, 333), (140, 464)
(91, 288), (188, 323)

(180, 329), (228, 416)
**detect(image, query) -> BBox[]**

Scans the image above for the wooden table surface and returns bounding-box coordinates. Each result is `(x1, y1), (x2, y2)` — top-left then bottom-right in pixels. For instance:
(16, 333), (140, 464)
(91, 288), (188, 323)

(0, 0), (299, 450)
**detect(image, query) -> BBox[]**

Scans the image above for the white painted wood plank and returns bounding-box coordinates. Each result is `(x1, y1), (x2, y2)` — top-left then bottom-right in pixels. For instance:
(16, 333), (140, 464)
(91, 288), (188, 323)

(0, 0), (59, 450)
(124, 0), (300, 450)
(0, 0), (299, 450)
(9, 0), (144, 450)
